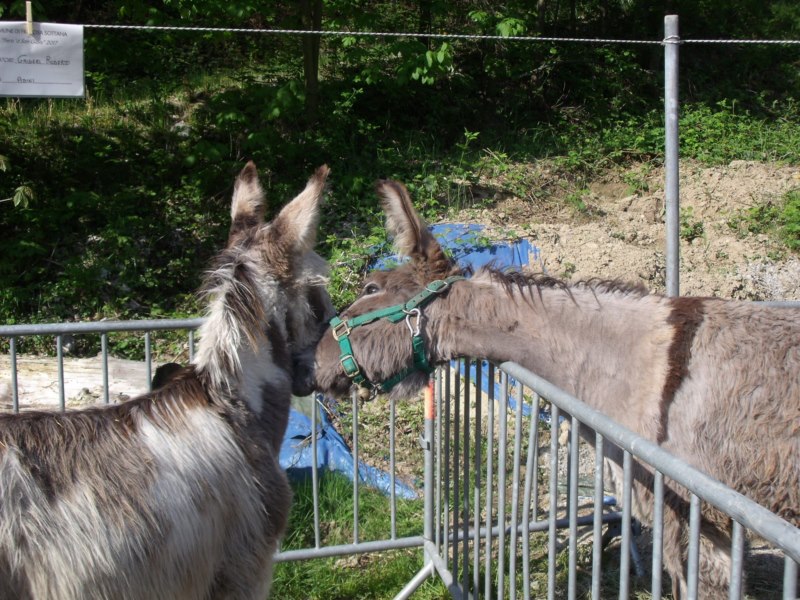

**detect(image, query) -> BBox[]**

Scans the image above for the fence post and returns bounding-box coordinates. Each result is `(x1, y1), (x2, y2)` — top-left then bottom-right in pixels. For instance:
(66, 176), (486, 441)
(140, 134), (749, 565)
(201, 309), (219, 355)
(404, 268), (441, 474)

(664, 14), (681, 297)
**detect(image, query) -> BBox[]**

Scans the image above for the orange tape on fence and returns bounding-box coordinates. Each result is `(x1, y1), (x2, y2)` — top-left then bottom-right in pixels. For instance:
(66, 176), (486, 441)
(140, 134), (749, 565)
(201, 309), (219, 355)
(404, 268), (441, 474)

(424, 378), (435, 420)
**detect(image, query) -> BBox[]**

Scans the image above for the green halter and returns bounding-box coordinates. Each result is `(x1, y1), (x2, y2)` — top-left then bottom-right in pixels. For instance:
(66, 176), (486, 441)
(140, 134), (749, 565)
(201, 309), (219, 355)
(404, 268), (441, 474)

(330, 276), (465, 395)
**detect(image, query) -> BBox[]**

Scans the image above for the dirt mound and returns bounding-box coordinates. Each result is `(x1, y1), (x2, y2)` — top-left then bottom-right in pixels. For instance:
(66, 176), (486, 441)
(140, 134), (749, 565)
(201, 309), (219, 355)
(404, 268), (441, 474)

(456, 159), (800, 300)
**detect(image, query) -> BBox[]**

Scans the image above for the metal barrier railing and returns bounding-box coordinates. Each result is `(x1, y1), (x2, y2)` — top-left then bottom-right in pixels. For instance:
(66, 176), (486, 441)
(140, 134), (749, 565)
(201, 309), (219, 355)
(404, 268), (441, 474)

(2, 322), (799, 599)
(0, 319), (427, 565)
(412, 359), (800, 600)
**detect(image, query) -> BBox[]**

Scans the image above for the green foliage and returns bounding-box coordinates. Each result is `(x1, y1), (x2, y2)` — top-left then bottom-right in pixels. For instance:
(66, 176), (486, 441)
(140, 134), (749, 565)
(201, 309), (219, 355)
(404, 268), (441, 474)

(728, 189), (800, 252)
(679, 206), (705, 243)
(1, 1), (799, 327)
(680, 100), (800, 164)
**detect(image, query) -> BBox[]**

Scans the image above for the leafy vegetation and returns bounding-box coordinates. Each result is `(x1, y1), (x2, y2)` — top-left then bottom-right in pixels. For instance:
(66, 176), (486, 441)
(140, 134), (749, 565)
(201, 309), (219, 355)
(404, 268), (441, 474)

(728, 189), (800, 252)
(1, 0), (799, 331)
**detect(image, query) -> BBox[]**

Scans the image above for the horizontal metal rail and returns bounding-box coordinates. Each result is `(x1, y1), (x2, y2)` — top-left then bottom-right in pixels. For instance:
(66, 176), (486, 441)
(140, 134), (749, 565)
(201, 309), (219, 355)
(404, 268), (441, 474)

(274, 535), (425, 562)
(0, 318), (204, 337)
(499, 360), (800, 564)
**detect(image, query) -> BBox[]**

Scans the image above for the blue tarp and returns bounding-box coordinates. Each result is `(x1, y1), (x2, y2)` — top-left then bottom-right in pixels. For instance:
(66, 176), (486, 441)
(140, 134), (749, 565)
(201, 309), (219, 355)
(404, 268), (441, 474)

(280, 394), (418, 499)
(278, 223), (543, 497)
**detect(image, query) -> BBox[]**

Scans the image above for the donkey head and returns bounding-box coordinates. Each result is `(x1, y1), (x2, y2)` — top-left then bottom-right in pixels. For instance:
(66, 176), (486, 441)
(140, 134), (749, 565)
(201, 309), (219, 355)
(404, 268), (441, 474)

(195, 162), (335, 412)
(314, 180), (463, 399)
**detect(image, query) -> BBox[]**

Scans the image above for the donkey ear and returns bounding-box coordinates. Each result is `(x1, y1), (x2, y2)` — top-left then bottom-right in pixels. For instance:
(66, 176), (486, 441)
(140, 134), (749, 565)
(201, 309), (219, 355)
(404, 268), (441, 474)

(269, 164), (330, 254)
(377, 179), (448, 268)
(229, 161), (266, 241)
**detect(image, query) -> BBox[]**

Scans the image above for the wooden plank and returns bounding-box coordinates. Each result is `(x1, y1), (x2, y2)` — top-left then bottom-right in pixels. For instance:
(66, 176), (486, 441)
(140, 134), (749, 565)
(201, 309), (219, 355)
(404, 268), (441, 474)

(0, 354), (159, 411)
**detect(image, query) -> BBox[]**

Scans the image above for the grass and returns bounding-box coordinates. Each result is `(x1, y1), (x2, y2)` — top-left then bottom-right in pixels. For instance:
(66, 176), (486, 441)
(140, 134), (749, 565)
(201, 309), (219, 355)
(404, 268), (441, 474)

(272, 473), (449, 599)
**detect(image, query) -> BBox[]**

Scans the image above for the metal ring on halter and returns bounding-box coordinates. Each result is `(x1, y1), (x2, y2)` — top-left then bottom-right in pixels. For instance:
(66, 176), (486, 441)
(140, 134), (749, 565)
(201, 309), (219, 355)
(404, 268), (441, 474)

(404, 308), (422, 336)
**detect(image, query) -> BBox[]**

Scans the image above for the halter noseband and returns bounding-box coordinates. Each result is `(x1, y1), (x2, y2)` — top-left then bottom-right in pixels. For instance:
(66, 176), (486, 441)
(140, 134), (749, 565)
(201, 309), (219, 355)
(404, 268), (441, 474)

(330, 276), (465, 395)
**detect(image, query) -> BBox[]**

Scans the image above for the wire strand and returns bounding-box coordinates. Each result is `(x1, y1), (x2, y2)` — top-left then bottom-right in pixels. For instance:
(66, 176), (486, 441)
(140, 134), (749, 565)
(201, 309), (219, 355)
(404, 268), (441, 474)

(77, 24), (800, 46)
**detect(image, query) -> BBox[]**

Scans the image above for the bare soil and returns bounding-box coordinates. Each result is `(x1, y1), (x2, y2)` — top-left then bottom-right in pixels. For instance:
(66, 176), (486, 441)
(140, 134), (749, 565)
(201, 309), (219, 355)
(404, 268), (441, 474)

(454, 159), (800, 300)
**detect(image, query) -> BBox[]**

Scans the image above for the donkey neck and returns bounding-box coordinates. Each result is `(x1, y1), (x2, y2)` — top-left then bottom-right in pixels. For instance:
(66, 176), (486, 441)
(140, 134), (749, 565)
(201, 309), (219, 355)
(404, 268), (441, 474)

(428, 273), (677, 440)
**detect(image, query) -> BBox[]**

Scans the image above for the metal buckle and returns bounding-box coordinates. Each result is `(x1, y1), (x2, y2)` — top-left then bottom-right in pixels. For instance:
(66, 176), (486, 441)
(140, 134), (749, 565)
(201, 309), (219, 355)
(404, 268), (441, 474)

(404, 308), (422, 336)
(425, 279), (450, 294)
(332, 319), (351, 341)
(340, 354), (360, 378)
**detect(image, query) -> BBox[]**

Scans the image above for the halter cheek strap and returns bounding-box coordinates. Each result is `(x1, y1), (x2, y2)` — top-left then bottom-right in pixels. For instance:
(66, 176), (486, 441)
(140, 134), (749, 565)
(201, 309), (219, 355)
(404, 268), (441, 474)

(330, 276), (465, 395)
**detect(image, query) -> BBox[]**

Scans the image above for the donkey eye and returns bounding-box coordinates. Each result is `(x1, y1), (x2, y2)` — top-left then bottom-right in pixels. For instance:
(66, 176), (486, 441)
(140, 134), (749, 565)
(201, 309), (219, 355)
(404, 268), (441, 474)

(363, 283), (380, 295)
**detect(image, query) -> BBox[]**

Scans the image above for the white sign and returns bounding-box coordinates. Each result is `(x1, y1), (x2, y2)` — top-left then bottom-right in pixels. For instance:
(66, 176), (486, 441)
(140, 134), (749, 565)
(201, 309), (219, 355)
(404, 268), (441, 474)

(0, 22), (84, 97)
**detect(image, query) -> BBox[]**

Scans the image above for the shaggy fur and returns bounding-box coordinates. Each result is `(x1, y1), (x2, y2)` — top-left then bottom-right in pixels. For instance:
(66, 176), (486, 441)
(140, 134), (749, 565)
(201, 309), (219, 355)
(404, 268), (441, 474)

(0, 162), (334, 600)
(313, 179), (800, 600)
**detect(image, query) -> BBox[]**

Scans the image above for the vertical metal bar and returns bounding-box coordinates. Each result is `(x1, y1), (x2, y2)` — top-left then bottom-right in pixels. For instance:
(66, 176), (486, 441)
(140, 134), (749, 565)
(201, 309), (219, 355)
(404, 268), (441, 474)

(729, 520), (744, 600)
(509, 384), (524, 600)
(547, 403), (560, 600)
(453, 362), (461, 582)
(352, 387), (360, 544)
(497, 371), (508, 598)
(444, 362), (452, 569)
(390, 393), (398, 539)
(532, 396), (541, 524)
(101, 333), (110, 404)
(686, 494), (702, 600)
(10, 337), (19, 413)
(652, 470), (665, 599)
(312, 394), (321, 549)
(56, 334), (65, 411)
(145, 332), (152, 391)
(485, 363), (496, 600)
(522, 391), (538, 600)
(567, 418), (581, 600)
(424, 378), (435, 544)
(664, 14), (681, 297)
(591, 433), (605, 600)
(436, 368), (444, 550)
(619, 451), (633, 600)
(783, 556), (798, 600)
(473, 361), (482, 596)
(497, 372), (509, 597)
(188, 330), (195, 362)
(462, 360), (471, 595)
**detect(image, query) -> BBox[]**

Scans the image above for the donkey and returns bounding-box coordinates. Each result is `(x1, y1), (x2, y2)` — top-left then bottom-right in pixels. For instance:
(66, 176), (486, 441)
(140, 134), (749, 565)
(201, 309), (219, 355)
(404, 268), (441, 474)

(0, 162), (334, 600)
(313, 179), (800, 599)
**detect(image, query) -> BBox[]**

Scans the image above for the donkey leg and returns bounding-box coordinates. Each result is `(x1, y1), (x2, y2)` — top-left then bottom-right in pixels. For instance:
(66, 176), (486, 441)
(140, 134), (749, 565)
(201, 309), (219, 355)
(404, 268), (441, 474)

(662, 511), (688, 600)
(662, 513), (735, 600)
(696, 524), (736, 600)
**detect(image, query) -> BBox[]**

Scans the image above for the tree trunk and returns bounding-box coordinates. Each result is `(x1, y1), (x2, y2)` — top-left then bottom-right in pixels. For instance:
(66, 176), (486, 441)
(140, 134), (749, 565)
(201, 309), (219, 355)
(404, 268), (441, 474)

(300, 0), (323, 121)
(418, 0), (433, 48)
(537, 0), (548, 34)
(569, 0), (576, 33)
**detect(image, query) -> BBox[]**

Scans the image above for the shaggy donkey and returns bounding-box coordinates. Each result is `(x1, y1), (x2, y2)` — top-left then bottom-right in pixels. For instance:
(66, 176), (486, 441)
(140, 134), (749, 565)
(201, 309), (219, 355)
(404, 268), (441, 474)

(0, 162), (334, 600)
(313, 179), (800, 599)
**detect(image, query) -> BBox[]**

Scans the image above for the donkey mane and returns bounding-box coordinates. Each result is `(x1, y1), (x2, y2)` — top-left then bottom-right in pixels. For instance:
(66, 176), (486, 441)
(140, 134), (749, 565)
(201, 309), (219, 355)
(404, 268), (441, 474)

(198, 238), (274, 387)
(480, 265), (651, 303)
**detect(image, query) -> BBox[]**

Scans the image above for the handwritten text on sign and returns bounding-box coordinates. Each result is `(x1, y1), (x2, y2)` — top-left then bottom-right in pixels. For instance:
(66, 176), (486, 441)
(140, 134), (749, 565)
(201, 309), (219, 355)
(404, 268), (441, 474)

(0, 22), (84, 98)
